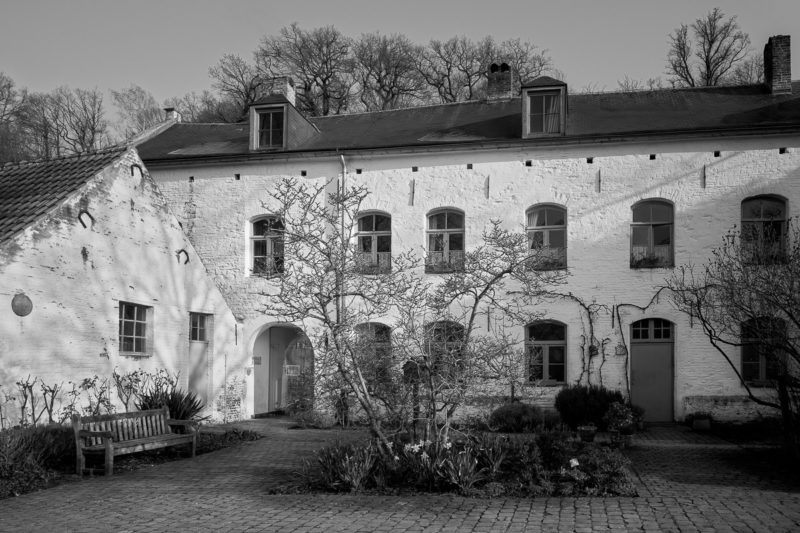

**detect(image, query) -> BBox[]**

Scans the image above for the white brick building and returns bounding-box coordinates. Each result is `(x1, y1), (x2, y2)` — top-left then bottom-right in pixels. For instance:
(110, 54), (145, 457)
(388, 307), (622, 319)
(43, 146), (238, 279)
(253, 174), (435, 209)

(5, 37), (796, 425)
(0, 148), (240, 424)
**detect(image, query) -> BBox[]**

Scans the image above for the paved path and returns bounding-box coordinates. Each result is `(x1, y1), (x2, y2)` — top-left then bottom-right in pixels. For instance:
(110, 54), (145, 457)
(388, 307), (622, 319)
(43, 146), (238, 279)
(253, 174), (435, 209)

(1, 419), (799, 532)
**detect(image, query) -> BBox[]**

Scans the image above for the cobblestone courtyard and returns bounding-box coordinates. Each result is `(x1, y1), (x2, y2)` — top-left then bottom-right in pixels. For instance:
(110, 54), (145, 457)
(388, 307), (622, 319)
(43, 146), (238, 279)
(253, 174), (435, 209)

(1, 418), (799, 532)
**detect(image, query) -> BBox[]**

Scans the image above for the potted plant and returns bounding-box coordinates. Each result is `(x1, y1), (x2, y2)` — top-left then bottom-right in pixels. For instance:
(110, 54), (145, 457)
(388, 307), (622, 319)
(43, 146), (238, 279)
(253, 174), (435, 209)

(604, 402), (636, 447)
(689, 412), (712, 431)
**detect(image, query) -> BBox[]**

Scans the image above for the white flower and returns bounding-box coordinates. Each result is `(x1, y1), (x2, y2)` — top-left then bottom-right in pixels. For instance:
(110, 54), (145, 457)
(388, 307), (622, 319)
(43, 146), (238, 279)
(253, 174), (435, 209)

(569, 458), (580, 468)
(420, 451), (429, 461)
(444, 441), (452, 450)
(394, 455), (400, 462)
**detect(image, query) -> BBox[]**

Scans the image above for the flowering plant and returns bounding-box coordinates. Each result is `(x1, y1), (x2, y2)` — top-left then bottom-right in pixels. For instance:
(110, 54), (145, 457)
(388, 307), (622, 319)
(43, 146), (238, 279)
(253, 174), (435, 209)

(603, 402), (635, 432)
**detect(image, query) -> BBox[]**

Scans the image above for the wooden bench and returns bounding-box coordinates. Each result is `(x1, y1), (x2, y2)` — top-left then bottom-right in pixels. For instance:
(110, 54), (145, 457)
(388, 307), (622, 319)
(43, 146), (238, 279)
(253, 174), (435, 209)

(72, 406), (197, 476)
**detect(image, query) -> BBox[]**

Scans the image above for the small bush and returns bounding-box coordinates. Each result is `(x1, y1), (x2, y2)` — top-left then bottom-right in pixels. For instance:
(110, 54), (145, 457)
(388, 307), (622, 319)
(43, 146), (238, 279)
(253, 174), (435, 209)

(554, 385), (625, 430)
(136, 373), (205, 423)
(488, 403), (542, 433)
(0, 424), (74, 499)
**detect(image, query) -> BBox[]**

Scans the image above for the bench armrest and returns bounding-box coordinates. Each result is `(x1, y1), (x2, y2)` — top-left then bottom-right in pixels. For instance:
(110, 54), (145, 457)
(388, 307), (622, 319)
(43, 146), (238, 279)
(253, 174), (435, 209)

(78, 430), (114, 439)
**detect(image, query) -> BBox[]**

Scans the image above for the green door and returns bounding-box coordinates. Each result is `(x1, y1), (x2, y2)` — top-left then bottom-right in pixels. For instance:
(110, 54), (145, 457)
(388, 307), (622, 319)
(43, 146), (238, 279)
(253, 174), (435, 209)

(630, 319), (674, 423)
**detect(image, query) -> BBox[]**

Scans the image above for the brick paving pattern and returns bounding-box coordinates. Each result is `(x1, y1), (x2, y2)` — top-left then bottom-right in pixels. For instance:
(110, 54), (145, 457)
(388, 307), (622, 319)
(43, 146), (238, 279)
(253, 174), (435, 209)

(1, 419), (799, 532)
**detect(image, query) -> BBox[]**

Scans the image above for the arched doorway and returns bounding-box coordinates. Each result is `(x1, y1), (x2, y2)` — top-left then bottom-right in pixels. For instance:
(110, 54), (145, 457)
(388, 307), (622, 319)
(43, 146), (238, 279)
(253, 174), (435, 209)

(252, 325), (314, 415)
(630, 318), (674, 423)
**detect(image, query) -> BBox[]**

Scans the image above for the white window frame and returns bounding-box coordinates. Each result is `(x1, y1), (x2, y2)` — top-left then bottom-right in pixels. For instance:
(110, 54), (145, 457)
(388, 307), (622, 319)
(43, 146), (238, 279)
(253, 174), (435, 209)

(119, 301), (153, 356)
(521, 86), (566, 137)
(630, 199), (674, 268)
(426, 208), (465, 273)
(190, 312), (211, 343)
(355, 212), (392, 274)
(249, 105), (286, 150)
(526, 321), (567, 385)
(741, 195), (787, 264)
(250, 215), (284, 277)
(526, 204), (567, 270)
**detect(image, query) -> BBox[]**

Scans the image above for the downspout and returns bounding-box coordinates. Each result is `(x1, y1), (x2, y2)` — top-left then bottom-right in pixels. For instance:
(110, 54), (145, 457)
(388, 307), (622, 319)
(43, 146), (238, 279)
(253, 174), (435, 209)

(338, 154), (347, 323)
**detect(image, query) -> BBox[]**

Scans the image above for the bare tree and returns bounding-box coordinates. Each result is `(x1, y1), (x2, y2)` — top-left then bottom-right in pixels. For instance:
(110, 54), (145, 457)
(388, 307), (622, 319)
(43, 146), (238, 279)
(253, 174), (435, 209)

(163, 90), (242, 123)
(209, 54), (264, 119)
(353, 32), (426, 111)
(417, 36), (495, 103)
(0, 73), (29, 163)
(262, 177), (564, 452)
(666, 8), (751, 87)
(730, 54), (765, 85)
(617, 76), (666, 92)
(111, 84), (163, 140)
(667, 224), (800, 458)
(256, 23), (354, 116)
(58, 87), (110, 153)
(498, 38), (552, 88)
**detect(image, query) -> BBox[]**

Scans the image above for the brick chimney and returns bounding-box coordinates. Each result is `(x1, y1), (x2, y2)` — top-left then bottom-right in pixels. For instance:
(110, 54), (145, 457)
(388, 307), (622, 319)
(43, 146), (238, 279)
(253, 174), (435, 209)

(163, 107), (181, 122)
(487, 63), (515, 101)
(263, 76), (296, 106)
(764, 35), (791, 95)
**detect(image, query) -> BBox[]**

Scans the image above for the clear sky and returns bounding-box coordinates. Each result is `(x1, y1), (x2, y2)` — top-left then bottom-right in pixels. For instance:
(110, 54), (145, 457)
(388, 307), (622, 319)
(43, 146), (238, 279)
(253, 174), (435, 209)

(1, 0), (798, 104)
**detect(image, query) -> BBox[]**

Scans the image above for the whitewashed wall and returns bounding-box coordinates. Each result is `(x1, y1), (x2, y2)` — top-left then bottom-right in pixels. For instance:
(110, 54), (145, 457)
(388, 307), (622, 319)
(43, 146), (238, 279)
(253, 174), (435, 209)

(148, 134), (800, 421)
(0, 150), (241, 424)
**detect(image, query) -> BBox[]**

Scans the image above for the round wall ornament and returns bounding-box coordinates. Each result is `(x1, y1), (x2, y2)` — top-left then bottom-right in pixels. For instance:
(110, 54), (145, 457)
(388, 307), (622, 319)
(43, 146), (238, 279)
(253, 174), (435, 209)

(12, 293), (33, 317)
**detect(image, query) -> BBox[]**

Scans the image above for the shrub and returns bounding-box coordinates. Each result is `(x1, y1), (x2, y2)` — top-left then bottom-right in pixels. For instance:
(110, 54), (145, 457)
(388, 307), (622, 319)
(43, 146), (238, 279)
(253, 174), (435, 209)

(136, 372), (205, 422)
(554, 385), (625, 430)
(488, 402), (542, 433)
(603, 402), (635, 433)
(0, 424), (74, 499)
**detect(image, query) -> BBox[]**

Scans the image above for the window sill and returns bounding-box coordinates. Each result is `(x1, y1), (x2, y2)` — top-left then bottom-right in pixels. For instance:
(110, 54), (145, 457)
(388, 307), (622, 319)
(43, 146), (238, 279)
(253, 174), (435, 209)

(744, 380), (775, 388)
(120, 352), (152, 358)
(526, 381), (565, 387)
(630, 263), (674, 270)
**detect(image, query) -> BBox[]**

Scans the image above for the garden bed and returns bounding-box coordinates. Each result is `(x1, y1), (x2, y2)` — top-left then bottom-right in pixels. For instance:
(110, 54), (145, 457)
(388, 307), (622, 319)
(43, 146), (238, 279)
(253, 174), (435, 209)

(293, 430), (638, 497)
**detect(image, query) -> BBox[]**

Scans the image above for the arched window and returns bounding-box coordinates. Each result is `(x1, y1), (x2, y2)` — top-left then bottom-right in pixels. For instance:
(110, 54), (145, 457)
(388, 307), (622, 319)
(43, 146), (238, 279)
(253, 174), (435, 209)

(741, 317), (785, 384)
(425, 321), (465, 379)
(526, 204), (567, 269)
(354, 322), (392, 388)
(631, 200), (673, 268)
(526, 321), (566, 385)
(426, 209), (465, 273)
(741, 195), (787, 264)
(355, 212), (391, 274)
(251, 216), (284, 276)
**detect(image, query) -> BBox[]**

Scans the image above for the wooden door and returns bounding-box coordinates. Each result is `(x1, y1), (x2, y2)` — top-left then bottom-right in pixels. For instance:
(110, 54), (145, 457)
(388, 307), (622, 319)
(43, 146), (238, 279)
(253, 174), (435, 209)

(630, 318), (674, 423)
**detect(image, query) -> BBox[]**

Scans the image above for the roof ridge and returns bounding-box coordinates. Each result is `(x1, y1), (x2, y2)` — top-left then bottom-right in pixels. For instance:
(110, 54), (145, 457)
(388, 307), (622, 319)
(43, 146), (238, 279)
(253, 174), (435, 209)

(0, 146), (127, 171)
(575, 82), (774, 97)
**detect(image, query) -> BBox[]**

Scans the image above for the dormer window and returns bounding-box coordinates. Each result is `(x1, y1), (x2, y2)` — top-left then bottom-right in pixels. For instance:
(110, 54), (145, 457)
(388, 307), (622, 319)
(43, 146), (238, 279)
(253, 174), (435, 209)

(521, 77), (567, 138)
(528, 92), (561, 134)
(258, 108), (285, 149)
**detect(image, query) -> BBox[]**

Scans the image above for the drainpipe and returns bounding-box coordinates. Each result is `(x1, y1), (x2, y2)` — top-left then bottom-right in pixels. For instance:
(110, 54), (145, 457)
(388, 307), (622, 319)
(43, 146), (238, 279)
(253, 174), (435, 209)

(338, 154), (347, 324)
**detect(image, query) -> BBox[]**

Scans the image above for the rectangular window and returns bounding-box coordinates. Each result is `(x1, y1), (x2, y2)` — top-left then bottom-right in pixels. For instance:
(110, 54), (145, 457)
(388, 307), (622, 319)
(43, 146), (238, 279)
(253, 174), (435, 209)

(258, 109), (284, 149)
(190, 313), (210, 342)
(119, 302), (151, 355)
(527, 92), (561, 134)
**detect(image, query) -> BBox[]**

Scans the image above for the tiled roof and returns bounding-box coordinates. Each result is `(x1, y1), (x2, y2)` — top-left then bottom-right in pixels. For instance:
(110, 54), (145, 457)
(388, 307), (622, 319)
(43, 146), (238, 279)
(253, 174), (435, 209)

(137, 82), (800, 163)
(0, 147), (127, 243)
